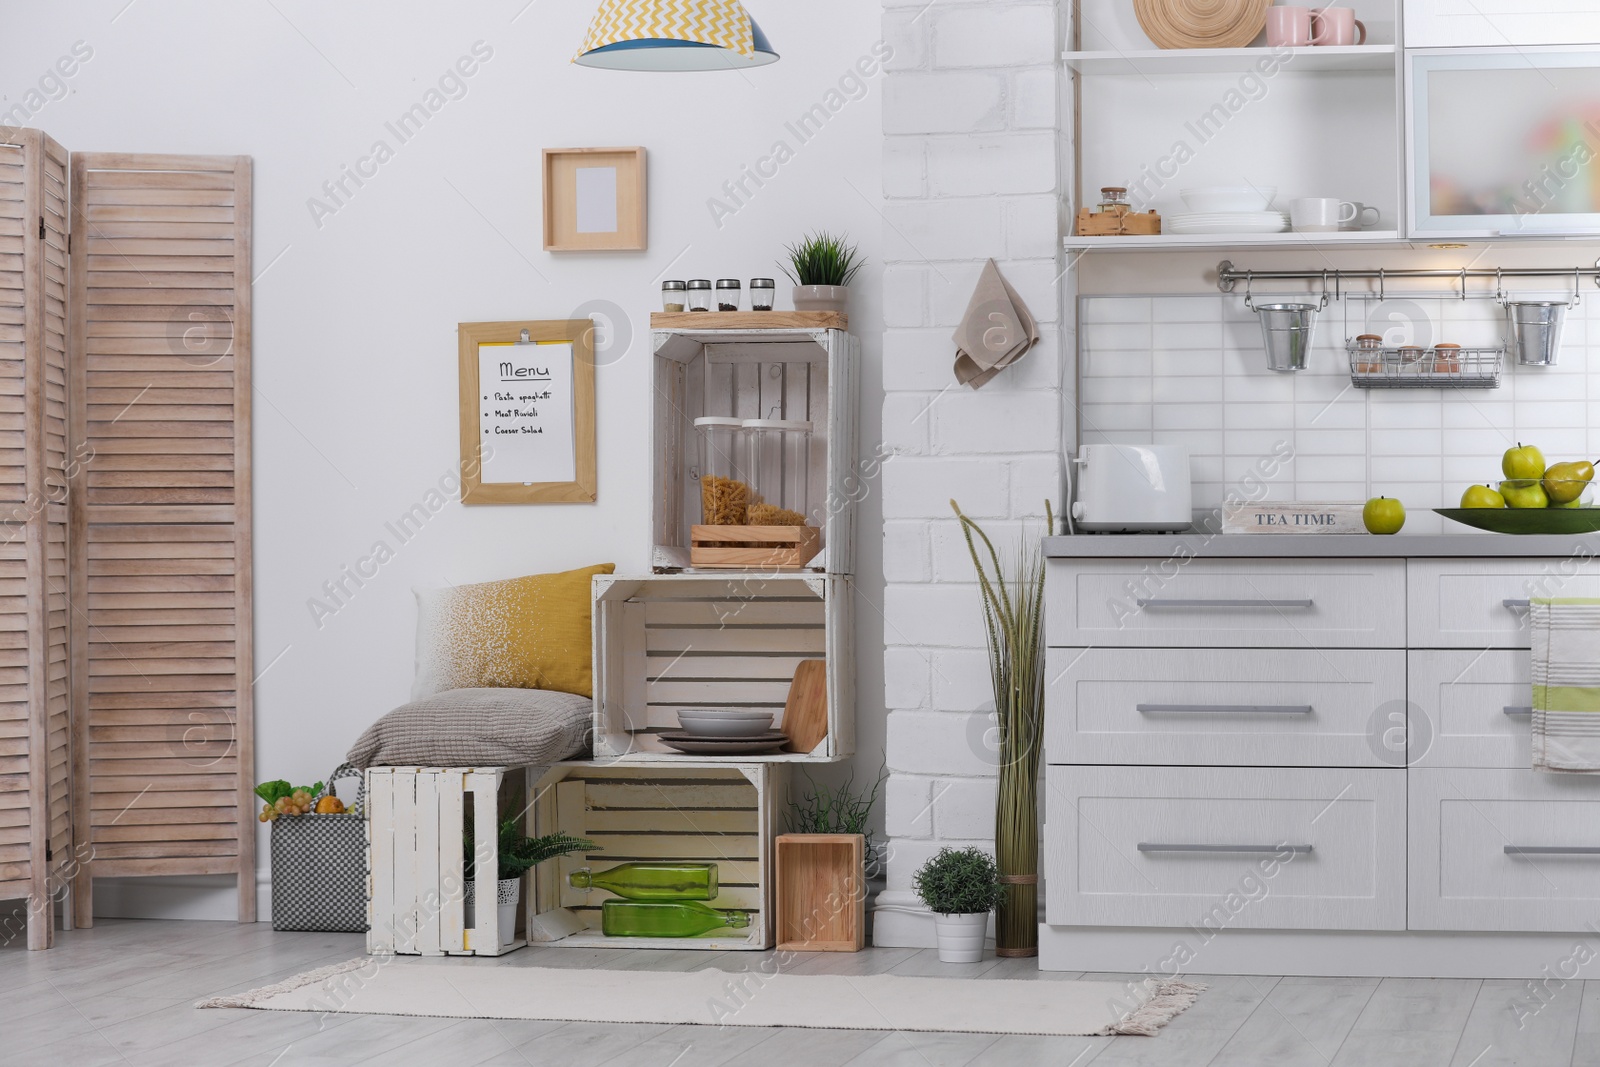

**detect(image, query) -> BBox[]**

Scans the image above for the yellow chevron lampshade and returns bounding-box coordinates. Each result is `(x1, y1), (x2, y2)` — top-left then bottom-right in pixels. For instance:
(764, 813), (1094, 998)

(576, 0), (779, 71)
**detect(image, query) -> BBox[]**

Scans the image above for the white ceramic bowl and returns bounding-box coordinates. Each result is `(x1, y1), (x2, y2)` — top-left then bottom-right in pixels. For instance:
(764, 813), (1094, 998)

(1180, 186), (1277, 213)
(675, 709), (776, 738)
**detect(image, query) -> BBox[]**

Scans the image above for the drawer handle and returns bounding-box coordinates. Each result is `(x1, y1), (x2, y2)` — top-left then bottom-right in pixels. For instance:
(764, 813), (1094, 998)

(1136, 598), (1315, 610)
(1137, 704), (1314, 716)
(1137, 843), (1314, 855)
(1503, 706), (1533, 717)
(1504, 846), (1600, 856)
(1503, 599), (1532, 611)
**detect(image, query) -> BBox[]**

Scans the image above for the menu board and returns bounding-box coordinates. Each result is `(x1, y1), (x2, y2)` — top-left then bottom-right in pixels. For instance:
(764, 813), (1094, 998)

(475, 340), (577, 486)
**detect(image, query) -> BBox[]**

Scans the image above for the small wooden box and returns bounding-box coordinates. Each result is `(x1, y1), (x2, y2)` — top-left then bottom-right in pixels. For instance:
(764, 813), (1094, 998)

(530, 762), (783, 950)
(775, 833), (865, 952)
(650, 311), (847, 331)
(1075, 206), (1161, 236)
(690, 524), (822, 569)
(1222, 502), (1368, 534)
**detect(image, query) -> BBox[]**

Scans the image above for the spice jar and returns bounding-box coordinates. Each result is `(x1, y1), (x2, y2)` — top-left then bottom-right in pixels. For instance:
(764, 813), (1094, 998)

(661, 280), (687, 313)
(1397, 344), (1426, 365)
(1433, 343), (1462, 374)
(750, 278), (775, 312)
(1098, 187), (1130, 214)
(744, 418), (813, 527)
(694, 417), (748, 525)
(715, 279), (742, 312)
(1354, 333), (1384, 374)
(687, 279), (713, 312)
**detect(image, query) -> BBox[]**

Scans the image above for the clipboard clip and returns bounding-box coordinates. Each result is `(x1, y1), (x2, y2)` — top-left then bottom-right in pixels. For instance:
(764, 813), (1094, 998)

(517, 328), (532, 344)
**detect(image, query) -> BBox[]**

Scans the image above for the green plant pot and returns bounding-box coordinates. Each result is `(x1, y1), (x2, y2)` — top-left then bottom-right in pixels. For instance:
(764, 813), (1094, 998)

(793, 284), (848, 314)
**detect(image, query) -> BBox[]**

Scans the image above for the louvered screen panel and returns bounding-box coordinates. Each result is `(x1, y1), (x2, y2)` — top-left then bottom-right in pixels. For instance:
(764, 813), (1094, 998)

(69, 154), (253, 923)
(40, 138), (70, 881)
(0, 139), (30, 902)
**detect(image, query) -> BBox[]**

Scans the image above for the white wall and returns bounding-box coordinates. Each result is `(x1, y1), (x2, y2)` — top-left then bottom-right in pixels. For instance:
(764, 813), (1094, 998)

(0, 0), (887, 917)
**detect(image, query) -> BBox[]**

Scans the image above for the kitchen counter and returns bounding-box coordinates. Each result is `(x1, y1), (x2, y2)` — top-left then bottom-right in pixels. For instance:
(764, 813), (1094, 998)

(1043, 532), (1600, 558)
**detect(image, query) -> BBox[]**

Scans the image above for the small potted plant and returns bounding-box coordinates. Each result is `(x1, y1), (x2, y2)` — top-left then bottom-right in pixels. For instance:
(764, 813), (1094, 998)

(465, 819), (595, 947)
(781, 230), (863, 314)
(913, 846), (1002, 963)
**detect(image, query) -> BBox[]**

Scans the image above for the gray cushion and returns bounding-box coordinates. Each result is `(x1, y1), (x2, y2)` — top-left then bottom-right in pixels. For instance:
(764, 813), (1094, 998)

(346, 687), (592, 769)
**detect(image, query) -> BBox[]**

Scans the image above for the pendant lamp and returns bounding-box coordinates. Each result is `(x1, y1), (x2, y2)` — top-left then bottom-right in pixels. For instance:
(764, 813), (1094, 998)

(575, 0), (779, 71)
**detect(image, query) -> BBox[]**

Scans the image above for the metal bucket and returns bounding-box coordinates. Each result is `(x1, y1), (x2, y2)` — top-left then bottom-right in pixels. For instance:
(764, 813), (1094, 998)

(1504, 300), (1568, 366)
(1254, 302), (1318, 372)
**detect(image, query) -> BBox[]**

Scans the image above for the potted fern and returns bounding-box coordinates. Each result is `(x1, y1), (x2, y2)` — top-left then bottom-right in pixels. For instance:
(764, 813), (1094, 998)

(781, 230), (863, 314)
(464, 820), (595, 947)
(913, 846), (1002, 963)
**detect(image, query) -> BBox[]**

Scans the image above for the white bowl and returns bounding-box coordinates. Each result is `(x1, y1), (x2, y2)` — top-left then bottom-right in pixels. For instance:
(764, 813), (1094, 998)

(675, 709), (776, 738)
(1180, 186), (1277, 213)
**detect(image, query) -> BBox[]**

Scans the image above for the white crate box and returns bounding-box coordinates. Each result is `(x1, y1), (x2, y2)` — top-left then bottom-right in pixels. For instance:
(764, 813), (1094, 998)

(651, 325), (860, 575)
(530, 762), (784, 950)
(366, 766), (531, 957)
(592, 572), (855, 763)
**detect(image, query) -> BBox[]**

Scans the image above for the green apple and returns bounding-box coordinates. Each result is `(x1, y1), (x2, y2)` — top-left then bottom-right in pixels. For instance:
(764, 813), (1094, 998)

(1556, 497), (1587, 509)
(1363, 496), (1406, 534)
(1503, 442), (1547, 481)
(1460, 484), (1506, 509)
(1500, 479), (1550, 509)
(1543, 459), (1596, 504)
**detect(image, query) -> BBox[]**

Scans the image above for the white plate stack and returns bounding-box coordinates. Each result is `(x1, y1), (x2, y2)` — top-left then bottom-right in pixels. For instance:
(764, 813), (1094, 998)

(1168, 186), (1285, 235)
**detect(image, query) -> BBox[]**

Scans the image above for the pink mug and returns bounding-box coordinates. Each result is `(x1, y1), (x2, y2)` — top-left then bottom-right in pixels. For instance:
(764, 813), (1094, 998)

(1310, 7), (1367, 45)
(1265, 7), (1313, 47)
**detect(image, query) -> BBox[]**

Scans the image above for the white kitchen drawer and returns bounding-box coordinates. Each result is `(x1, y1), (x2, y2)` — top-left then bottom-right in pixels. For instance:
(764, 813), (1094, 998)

(1407, 560), (1600, 649)
(1044, 647), (1406, 768)
(1044, 766), (1406, 931)
(1409, 650), (1532, 770)
(1410, 769), (1600, 932)
(1046, 559), (1405, 649)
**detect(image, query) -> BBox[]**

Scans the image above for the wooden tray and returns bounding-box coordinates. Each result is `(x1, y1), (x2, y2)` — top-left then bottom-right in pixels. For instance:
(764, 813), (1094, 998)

(690, 524), (823, 569)
(651, 311), (847, 331)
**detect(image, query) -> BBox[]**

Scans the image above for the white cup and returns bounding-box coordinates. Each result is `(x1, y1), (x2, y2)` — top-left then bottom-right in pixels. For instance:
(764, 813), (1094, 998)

(1337, 201), (1381, 231)
(1290, 197), (1357, 233)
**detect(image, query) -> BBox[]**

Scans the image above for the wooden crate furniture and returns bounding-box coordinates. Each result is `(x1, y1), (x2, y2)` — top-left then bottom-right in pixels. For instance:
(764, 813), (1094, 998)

(688, 523), (821, 570)
(530, 762), (782, 950)
(650, 323), (858, 575)
(0, 128), (72, 949)
(775, 833), (865, 952)
(366, 766), (528, 957)
(591, 572), (854, 763)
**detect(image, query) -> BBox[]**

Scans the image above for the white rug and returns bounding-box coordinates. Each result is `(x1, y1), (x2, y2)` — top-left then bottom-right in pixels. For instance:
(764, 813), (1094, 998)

(198, 958), (1202, 1037)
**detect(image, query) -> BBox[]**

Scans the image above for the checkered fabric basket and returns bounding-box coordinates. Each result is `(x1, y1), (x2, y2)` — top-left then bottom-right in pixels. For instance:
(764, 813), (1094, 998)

(269, 764), (368, 933)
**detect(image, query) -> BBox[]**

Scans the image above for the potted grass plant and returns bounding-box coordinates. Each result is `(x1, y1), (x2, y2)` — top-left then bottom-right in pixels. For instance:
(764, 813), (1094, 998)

(781, 230), (863, 314)
(464, 820), (595, 947)
(952, 499), (1050, 957)
(913, 846), (1003, 963)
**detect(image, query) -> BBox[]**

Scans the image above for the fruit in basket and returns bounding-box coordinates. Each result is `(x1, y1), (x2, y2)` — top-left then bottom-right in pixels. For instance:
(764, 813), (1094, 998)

(1460, 484), (1506, 509)
(1500, 479), (1550, 509)
(1363, 497), (1406, 534)
(315, 795), (345, 814)
(1542, 460), (1595, 504)
(1503, 443), (1547, 481)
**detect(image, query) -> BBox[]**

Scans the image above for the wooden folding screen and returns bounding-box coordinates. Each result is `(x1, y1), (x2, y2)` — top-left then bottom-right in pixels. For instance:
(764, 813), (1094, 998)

(0, 129), (72, 948)
(67, 154), (253, 926)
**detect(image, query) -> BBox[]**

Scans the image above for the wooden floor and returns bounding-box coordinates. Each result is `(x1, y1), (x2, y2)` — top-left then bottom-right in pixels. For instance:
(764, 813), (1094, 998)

(0, 918), (1593, 1066)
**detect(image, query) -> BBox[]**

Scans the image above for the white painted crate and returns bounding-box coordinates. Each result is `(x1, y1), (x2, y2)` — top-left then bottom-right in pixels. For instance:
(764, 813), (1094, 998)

(592, 572), (855, 763)
(530, 762), (784, 950)
(366, 766), (529, 957)
(650, 326), (860, 575)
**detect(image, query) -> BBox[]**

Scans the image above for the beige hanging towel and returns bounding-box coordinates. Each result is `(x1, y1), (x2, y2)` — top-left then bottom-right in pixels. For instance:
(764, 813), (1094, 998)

(953, 259), (1040, 389)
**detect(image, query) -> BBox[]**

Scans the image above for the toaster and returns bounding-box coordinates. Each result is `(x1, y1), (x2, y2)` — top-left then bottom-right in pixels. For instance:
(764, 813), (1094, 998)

(1070, 444), (1193, 533)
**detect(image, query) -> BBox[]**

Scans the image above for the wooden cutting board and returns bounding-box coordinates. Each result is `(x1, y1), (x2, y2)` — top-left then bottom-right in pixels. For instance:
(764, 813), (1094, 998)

(782, 660), (828, 754)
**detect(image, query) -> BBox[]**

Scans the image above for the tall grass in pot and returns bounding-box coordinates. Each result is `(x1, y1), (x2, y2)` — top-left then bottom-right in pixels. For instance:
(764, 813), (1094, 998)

(951, 499), (1050, 957)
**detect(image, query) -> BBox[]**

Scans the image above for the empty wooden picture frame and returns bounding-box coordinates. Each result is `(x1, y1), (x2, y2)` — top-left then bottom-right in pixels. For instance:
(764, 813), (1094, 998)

(542, 147), (646, 251)
(458, 319), (596, 504)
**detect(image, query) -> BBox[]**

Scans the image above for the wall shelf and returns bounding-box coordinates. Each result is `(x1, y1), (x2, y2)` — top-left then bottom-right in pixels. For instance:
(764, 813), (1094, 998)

(1061, 45), (1398, 75)
(1064, 230), (1404, 252)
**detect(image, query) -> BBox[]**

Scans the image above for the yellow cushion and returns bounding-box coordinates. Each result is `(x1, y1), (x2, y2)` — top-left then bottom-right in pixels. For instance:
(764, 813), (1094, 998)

(412, 563), (615, 700)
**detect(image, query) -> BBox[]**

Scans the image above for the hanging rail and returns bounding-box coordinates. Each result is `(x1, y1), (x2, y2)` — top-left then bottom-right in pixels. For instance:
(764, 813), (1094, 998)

(1216, 258), (1600, 297)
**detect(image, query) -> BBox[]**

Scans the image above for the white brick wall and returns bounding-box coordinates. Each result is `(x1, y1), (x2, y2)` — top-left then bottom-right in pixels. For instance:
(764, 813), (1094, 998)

(877, 0), (1064, 948)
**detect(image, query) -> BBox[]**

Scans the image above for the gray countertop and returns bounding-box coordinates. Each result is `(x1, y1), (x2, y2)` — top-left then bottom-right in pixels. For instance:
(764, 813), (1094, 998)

(1043, 532), (1600, 558)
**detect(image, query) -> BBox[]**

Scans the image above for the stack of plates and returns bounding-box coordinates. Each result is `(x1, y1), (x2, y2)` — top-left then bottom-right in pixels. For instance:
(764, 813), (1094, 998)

(1167, 212), (1288, 235)
(658, 709), (788, 755)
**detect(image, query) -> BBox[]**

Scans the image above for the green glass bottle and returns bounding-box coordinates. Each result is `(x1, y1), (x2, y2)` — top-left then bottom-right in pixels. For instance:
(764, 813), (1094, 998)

(599, 899), (750, 938)
(568, 863), (717, 901)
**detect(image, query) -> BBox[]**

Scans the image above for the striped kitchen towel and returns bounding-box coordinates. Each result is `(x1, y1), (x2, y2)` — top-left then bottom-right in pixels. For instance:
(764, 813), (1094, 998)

(1531, 597), (1600, 772)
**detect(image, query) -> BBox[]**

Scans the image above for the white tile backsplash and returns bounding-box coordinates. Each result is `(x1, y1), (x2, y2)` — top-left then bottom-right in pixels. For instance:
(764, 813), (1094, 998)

(1079, 291), (1600, 508)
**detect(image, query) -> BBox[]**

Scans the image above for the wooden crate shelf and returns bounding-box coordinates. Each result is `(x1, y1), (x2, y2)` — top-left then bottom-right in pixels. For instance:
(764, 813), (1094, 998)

(650, 325), (858, 576)
(689, 524), (821, 570)
(775, 833), (865, 952)
(651, 311), (847, 331)
(592, 572), (855, 764)
(530, 762), (784, 951)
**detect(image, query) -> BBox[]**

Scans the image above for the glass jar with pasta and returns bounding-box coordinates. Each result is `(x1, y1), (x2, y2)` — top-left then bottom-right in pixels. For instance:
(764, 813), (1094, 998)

(693, 417), (750, 526)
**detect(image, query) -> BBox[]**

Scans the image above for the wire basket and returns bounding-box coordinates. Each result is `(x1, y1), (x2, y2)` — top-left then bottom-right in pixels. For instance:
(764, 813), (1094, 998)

(1347, 341), (1503, 389)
